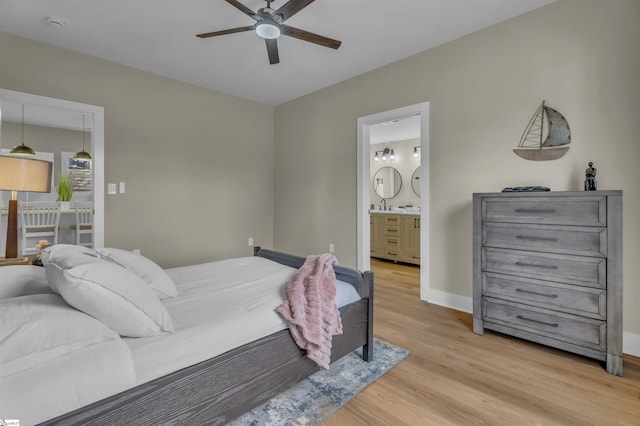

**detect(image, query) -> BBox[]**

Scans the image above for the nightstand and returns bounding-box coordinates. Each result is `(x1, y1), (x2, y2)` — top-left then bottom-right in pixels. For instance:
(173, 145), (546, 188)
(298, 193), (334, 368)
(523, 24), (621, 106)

(0, 256), (34, 267)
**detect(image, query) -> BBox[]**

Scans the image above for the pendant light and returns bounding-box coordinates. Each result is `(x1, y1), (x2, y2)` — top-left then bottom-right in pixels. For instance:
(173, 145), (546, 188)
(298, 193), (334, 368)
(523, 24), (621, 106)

(73, 114), (92, 162)
(10, 105), (36, 157)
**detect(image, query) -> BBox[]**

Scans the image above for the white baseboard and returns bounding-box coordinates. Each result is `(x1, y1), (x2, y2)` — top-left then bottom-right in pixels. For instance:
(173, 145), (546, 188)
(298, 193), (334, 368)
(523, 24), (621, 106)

(623, 332), (640, 358)
(423, 290), (640, 358)
(424, 289), (472, 314)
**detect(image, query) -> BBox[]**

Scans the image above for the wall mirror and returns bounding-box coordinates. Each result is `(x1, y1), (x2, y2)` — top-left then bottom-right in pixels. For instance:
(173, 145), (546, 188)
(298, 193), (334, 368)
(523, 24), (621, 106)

(0, 88), (104, 252)
(373, 166), (402, 199)
(411, 166), (421, 197)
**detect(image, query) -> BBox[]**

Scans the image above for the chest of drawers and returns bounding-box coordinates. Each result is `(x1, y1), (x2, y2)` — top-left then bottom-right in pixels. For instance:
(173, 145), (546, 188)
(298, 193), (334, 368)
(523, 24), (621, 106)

(472, 191), (622, 376)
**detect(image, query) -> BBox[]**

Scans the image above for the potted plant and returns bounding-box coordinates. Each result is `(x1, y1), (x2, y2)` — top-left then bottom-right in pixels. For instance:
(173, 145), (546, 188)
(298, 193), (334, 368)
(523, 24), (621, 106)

(56, 173), (73, 210)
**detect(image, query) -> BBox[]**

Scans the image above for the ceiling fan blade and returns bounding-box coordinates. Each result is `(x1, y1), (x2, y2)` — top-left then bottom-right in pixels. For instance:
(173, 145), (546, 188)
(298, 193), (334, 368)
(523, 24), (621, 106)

(274, 0), (315, 22)
(265, 38), (280, 64)
(197, 25), (255, 38)
(225, 0), (258, 19)
(281, 25), (341, 49)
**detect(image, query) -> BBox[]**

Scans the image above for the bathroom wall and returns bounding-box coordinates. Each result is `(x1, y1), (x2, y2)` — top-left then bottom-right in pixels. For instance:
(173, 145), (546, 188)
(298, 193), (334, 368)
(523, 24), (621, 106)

(370, 138), (421, 209)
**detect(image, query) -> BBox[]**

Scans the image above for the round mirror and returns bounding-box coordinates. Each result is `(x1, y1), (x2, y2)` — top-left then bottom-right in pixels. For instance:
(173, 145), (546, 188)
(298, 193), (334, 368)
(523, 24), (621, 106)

(411, 167), (421, 197)
(373, 166), (402, 199)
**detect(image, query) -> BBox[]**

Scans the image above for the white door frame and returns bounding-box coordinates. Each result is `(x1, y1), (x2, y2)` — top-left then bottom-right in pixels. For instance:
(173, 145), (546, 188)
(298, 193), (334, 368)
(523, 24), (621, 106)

(0, 88), (105, 250)
(357, 101), (430, 300)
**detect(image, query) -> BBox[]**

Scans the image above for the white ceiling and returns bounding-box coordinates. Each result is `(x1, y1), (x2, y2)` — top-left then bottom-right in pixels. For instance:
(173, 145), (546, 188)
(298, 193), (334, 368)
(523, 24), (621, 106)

(0, 0), (555, 107)
(370, 114), (421, 145)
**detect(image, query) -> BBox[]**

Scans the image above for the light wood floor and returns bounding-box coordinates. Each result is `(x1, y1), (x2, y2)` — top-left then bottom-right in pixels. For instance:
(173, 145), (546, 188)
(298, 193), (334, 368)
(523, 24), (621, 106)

(324, 260), (640, 425)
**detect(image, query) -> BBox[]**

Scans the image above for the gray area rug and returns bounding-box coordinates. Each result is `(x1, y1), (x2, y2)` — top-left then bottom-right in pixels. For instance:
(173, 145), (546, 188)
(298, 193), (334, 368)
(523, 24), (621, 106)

(229, 338), (409, 425)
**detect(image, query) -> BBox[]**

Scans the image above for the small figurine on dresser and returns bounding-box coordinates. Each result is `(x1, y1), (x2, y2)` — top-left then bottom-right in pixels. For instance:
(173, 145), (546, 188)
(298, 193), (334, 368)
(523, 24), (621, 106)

(584, 161), (597, 191)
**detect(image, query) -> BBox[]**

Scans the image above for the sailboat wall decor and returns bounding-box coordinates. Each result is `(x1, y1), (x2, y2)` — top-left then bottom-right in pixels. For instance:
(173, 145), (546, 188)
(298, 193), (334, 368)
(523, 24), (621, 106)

(513, 100), (571, 161)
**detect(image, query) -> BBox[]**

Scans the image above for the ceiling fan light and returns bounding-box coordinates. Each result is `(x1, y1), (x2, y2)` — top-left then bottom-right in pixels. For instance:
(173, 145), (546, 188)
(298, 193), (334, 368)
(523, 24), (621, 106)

(256, 23), (280, 39)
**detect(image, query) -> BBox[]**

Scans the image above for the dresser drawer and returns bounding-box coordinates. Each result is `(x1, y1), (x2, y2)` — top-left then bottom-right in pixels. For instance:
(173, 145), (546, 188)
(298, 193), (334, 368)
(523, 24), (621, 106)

(483, 272), (606, 319)
(384, 215), (401, 225)
(483, 247), (606, 289)
(483, 298), (606, 351)
(483, 223), (607, 257)
(384, 225), (400, 236)
(384, 237), (399, 248)
(482, 196), (606, 226)
(383, 248), (400, 260)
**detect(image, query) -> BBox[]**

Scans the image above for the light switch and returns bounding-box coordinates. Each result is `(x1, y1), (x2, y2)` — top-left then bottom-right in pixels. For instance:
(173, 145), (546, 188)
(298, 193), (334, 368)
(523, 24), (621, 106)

(119, 182), (126, 194)
(107, 183), (117, 194)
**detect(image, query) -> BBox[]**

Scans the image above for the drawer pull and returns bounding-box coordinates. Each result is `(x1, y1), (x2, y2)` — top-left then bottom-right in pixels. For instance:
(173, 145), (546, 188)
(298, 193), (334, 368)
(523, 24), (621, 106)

(387, 229), (398, 233)
(515, 288), (558, 298)
(515, 261), (558, 270)
(516, 315), (558, 328)
(515, 208), (557, 214)
(516, 235), (559, 242)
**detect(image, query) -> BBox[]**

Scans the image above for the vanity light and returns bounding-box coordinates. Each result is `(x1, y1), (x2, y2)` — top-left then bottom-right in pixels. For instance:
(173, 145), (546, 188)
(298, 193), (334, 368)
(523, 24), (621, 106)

(374, 147), (394, 162)
(73, 114), (92, 162)
(9, 105), (36, 157)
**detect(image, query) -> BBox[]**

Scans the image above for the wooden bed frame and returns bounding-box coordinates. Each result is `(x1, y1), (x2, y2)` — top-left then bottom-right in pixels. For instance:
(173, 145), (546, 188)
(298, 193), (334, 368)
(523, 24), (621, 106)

(44, 247), (374, 425)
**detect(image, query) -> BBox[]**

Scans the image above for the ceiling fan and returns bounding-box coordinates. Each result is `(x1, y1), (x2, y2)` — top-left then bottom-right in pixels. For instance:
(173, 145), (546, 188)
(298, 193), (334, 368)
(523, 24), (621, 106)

(196, 0), (342, 65)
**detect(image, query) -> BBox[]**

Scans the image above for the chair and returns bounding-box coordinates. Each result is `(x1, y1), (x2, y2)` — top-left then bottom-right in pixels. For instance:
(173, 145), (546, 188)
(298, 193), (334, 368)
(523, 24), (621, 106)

(71, 201), (93, 248)
(18, 201), (61, 256)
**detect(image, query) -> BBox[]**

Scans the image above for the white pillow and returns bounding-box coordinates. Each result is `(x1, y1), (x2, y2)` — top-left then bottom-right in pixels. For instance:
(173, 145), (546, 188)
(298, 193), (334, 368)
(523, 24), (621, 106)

(0, 265), (52, 299)
(45, 252), (174, 337)
(40, 243), (98, 266)
(0, 293), (134, 378)
(95, 248), (178, 299)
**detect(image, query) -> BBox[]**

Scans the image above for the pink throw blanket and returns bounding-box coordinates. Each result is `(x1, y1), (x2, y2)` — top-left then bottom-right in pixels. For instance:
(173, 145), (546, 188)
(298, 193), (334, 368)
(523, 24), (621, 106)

(276, 253), (343, 370)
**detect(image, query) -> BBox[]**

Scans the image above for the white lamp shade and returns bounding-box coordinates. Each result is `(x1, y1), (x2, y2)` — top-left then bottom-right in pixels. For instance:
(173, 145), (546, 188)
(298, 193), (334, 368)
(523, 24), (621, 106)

(0, 155), (52, 192)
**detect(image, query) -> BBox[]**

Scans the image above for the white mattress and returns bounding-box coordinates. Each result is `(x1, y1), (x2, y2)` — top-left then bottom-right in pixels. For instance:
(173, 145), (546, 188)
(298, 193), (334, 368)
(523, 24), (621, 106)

(126, 256), (360, 385)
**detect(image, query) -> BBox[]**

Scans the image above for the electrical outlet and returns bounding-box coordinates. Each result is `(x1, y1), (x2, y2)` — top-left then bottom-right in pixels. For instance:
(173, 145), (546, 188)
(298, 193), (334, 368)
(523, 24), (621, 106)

(107, 183), (117, 194)
(329, 243), (335, 253)
(132, 249), (141, 254)
(248, 237), (254, 246)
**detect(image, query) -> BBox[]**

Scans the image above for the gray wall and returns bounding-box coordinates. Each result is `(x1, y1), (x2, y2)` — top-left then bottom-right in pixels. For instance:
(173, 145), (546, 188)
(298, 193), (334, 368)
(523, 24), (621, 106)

(273, 0), (640, 336)
(0, 32), (275, 268)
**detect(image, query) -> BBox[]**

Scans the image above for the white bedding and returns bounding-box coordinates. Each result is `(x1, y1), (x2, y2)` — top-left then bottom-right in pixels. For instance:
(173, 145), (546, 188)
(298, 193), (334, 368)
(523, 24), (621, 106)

(126, 256), (360, 384)
(0, 294), (136, 425)
(0, 253), (361, 424)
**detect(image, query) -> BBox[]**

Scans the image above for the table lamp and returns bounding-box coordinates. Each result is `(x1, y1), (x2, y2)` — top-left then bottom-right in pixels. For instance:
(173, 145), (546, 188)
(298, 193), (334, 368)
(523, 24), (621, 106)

(0, 156), (53, 258)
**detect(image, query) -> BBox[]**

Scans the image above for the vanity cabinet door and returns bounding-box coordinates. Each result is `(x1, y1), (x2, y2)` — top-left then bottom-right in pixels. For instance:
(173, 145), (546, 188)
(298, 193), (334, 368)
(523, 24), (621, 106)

(370, 214), (384, 257)
(400, 215), (420, 265)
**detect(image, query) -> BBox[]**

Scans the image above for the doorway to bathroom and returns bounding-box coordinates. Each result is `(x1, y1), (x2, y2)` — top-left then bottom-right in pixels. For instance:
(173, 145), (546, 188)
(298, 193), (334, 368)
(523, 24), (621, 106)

(356, 102), (430, 300)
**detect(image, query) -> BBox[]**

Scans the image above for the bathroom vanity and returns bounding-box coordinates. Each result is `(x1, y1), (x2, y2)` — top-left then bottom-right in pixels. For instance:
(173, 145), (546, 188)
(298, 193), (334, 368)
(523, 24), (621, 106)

(370, 211), (420, 265)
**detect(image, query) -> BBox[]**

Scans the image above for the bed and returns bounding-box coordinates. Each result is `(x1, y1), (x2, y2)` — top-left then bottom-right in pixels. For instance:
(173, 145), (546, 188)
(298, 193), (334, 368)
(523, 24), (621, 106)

(0, 246), (373, 425)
